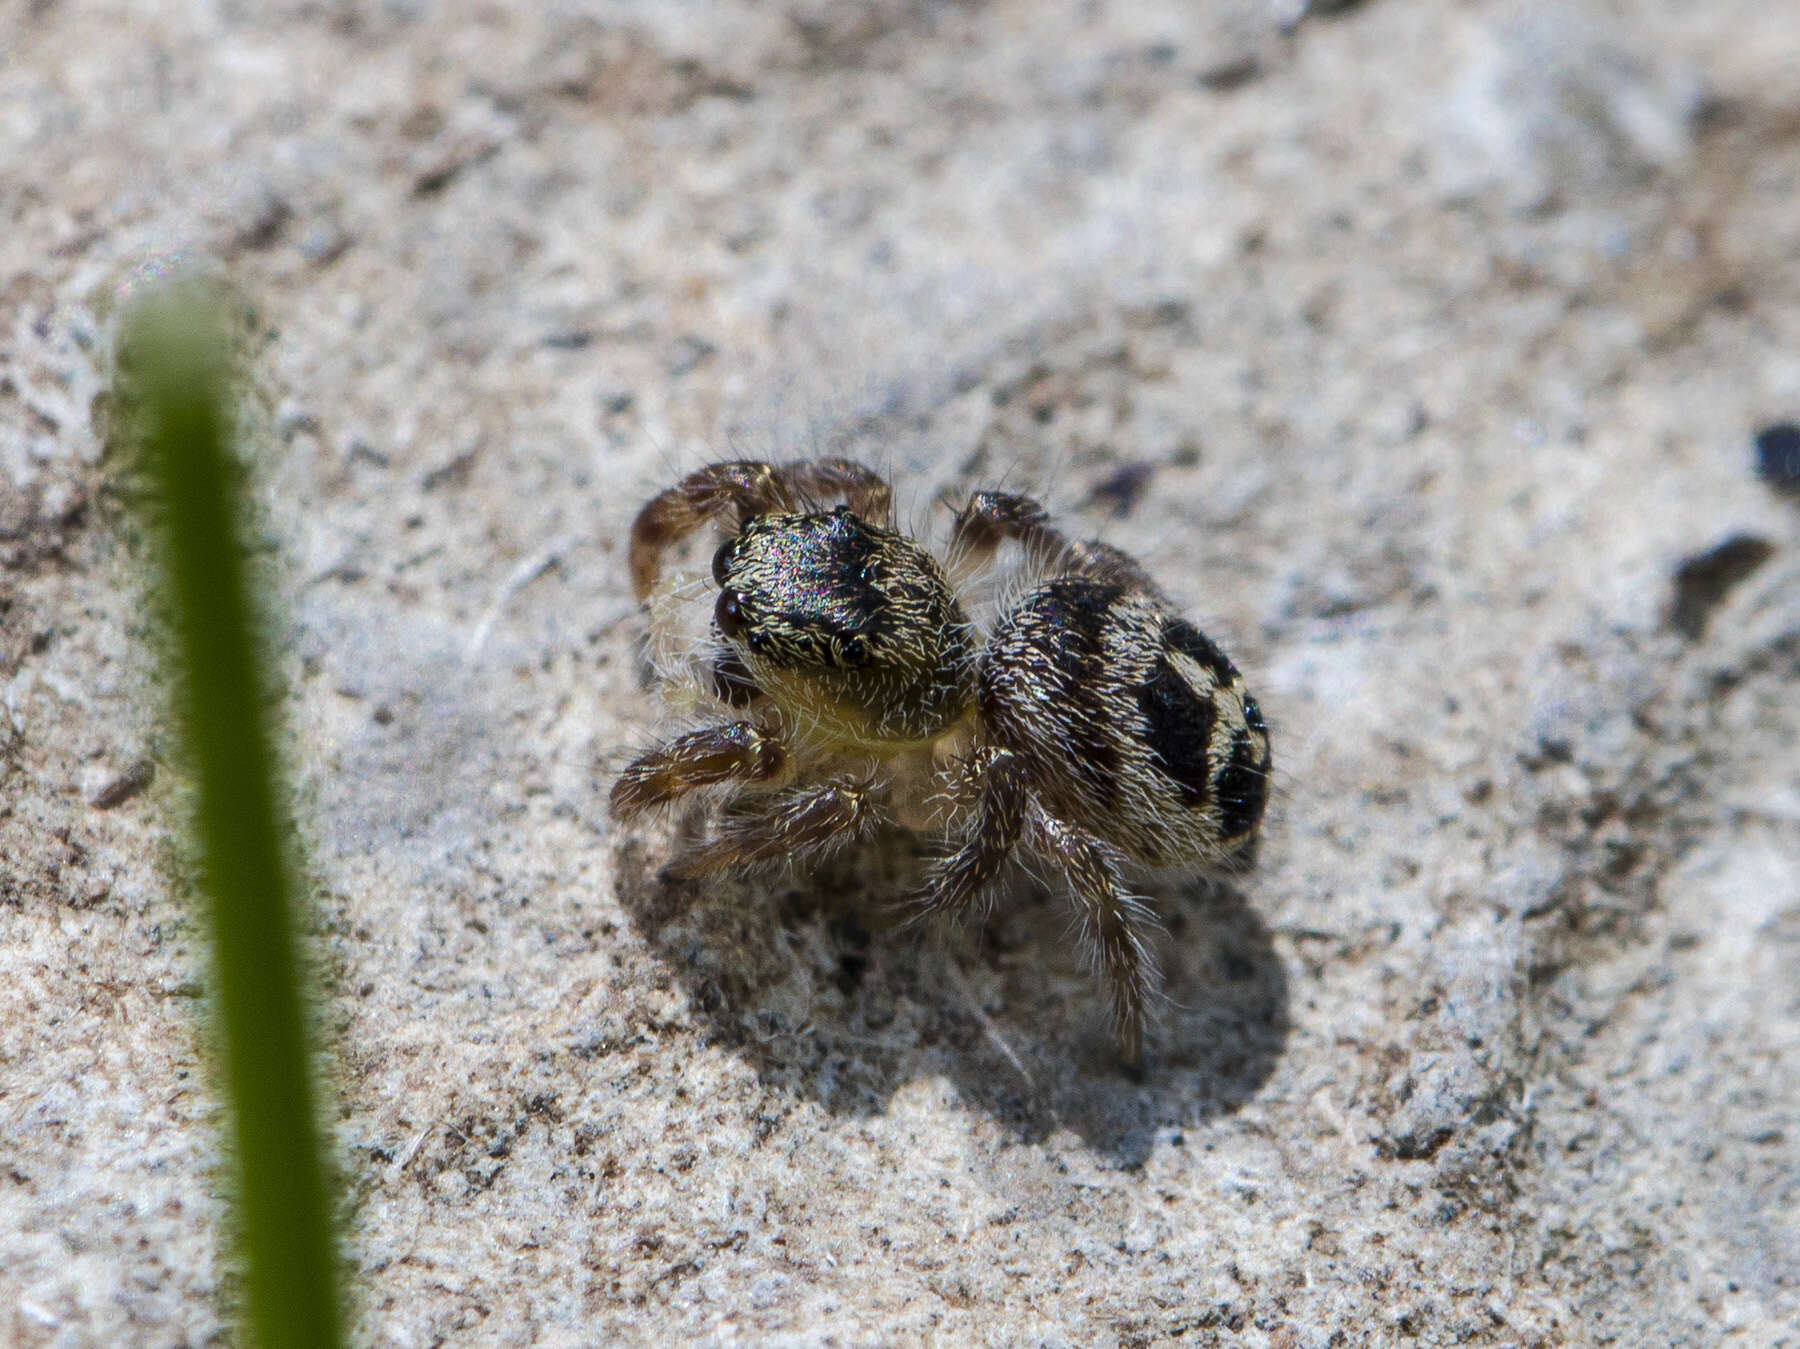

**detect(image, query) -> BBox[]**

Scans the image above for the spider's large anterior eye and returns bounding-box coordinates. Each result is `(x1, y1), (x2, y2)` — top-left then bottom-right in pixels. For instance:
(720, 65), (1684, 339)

(714, 588), (748, 638)
(711, 538), (738, 586)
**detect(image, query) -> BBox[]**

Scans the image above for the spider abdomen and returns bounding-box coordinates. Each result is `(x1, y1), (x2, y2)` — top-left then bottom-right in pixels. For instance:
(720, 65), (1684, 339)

(979, 577), (1269, 870)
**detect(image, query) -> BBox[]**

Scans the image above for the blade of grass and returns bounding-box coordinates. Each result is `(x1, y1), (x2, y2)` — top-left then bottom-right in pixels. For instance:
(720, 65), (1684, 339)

(122, 291), (344, 1349)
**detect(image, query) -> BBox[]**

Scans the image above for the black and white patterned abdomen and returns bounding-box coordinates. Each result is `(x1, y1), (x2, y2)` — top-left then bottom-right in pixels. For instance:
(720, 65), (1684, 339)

(978, 578), (1270, 869)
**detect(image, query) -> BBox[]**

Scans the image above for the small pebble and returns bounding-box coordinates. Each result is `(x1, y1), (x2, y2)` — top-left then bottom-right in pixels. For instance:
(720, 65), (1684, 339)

(1085, 461), (1157, 518)
(1669, 533), (1776, 639)
(91, 758), (154, 809)
(1753, 421), (1800, 496)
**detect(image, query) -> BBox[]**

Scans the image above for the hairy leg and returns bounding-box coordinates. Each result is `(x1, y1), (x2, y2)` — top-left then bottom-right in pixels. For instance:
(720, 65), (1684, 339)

(779, 457), (893, 520)
(1056, 539), (1167, 598)
(609, 722), (787, 818)
(948, 490), (1066, 574)
(910, 745), (1029, 920)
(1026, 810), (1160, 1063)
(949, 491), (1164, 596)
(662, 778), (882, 879)
(629, 458), (892, 597)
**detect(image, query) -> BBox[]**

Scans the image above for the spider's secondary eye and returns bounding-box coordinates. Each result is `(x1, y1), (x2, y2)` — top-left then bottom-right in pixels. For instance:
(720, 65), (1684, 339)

(840, 634), (869, 667)
(1242, 694), (1267, 736)
(711, 539), (738, 586)
(714, 588), (748, 637)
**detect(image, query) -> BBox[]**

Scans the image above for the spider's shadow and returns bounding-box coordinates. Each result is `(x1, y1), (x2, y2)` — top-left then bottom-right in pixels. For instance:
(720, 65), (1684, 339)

(613, 831), (1289, 1167)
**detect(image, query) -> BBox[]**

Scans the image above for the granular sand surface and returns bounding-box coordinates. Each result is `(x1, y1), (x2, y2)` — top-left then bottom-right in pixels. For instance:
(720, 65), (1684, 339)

(3, 2), (1798, 1344)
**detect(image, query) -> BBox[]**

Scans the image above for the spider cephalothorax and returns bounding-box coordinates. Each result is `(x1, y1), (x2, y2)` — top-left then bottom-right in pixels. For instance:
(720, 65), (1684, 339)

(711, 506), (976, 750)
(611, 458), (1271, 1061)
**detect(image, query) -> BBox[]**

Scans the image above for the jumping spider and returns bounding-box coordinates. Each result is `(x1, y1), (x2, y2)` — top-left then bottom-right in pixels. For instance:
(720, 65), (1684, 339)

(611, 458), (1271, 1060)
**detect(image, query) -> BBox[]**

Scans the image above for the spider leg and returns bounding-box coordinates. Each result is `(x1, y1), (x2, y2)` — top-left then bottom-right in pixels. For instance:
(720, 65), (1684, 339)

(1054, 539), (1168, 599)
(910, 745), (1029, 920)
(628, 458), (892, 597)
(609, 722), (787, 818)
(949, 491), (1164, 597)
(663, 778), (882, 879)
(1026, 809), (1160, 1064)
(948, 490), (1067, 573)
(777, 457), (893, 521)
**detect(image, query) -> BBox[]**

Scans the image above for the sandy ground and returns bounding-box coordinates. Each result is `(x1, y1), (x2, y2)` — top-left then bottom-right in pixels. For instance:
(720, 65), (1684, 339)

(4, 1), (1799, 1344)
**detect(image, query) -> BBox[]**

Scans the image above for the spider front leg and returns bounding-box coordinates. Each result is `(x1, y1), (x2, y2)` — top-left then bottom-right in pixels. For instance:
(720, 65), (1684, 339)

(609, 721), (788, 818)
(1026, 810), (1160, 1064)
(628, 457), (893, 598)
(777, 457), (893, 520)
(663, 778), (882, 880)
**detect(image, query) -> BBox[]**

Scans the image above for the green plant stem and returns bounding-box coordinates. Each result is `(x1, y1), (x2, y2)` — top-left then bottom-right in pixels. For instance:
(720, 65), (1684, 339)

(126, 294), (343, 1349)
